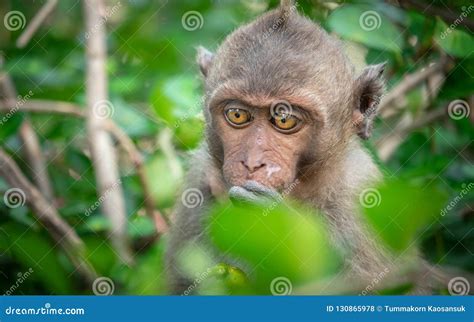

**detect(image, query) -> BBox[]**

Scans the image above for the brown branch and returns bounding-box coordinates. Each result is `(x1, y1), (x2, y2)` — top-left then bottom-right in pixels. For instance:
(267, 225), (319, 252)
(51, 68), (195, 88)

(0, 99), (86, 117)
(376, 106), (447, 161)
(379, 57), (448, 117)
(104, 121), (169, 233)
(0, 72), (54, 202)
(84, 0), (133, 265)
(0, 99), (168, 231)
(0, 147), (97, 283)
(16, 0), (59, 48)
(397, 0), (474, 30)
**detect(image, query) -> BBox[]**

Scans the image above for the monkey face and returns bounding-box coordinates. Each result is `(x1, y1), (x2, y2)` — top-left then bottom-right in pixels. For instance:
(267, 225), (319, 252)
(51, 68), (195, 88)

(210, 99), (313, 191)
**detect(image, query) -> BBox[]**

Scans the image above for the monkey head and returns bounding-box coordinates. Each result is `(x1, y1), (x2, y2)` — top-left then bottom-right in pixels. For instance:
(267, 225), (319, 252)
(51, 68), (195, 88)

(196, 2), (385, 192)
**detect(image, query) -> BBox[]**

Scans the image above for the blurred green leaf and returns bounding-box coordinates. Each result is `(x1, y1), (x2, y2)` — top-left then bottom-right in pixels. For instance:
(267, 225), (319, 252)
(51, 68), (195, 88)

(145, 153), (182, 209)
(208, 201), (341, 293)
(434, 19), (474, 57)
(361, 179), (449, 252)
(0, 223), (73, 294)
(327, 5), (403, 53)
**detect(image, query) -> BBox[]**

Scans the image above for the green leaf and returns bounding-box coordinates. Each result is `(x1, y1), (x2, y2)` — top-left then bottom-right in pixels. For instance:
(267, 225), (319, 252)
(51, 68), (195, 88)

(145, 153), (182, 209)
(327, 5), (403, 53)
(150, 75), (202, 125)
(360, 179), (449, 252)
(111, 97), (158, 138)
(434, 18), (474, 57)
(208, 201), (341, 293)
(0, 223), (73, 294)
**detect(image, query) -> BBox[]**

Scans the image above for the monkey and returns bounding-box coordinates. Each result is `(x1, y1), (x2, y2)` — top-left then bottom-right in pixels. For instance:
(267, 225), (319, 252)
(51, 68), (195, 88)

(165, 0), (433, 294)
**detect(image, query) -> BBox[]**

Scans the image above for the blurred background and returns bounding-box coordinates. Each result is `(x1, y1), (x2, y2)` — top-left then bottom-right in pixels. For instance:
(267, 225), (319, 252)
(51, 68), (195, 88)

(0, 0), (472, 295)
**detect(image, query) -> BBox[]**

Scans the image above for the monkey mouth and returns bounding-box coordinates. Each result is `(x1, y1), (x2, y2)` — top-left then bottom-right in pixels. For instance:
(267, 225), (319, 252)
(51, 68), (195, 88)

(228, 180), (281, 206)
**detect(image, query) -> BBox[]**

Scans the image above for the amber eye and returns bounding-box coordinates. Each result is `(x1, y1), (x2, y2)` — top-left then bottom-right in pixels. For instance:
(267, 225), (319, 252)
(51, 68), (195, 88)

(224, 108), (252, 126)
(271, 112), (299, 131)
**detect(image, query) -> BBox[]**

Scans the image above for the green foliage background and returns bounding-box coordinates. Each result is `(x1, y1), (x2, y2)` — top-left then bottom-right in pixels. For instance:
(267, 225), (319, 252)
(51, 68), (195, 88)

(0, 0), (472, 295)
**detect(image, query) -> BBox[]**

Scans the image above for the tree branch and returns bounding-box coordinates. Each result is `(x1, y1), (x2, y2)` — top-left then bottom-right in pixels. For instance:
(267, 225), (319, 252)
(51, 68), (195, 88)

(379, 57), (448, 117)
(0, 147), (97, 283)
(104, 121), (169, 233)
(397, 0), (474, 30)
(0, 72), (54, 202)
(83, 0), (133, 265)
(0, 99), (169, 231)
(16, 0), (59, 48)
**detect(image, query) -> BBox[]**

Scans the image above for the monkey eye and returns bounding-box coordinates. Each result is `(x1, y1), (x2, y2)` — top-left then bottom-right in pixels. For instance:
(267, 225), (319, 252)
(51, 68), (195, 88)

(224, 108), (252, 126)
(270, 112), (299, 132)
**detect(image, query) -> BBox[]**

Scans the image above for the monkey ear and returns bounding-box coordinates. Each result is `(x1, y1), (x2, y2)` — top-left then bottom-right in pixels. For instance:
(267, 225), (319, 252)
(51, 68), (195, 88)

(352, 63), (386, 140)
(196, 46), (214, 77)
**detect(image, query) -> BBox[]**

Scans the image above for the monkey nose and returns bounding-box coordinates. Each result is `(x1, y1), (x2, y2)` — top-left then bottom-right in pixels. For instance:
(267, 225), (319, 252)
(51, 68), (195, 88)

(241, 160), (266, 173)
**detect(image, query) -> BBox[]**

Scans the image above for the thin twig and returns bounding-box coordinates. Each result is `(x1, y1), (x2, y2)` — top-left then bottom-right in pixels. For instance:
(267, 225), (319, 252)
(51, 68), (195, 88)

(0, 99), (86, 117)
(104, 121), (169, 233)
(83, 0), (133, 265)
(379, 57), (448, 117)
(0, 71), (54, 202)
(16, 0), (59, 48)
(0, 147), (97, 283)
(0, 99), (168, 231)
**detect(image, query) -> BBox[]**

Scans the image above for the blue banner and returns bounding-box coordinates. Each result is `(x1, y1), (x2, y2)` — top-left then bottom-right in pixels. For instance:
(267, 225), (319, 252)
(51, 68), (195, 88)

(0, 296), (472, 322)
